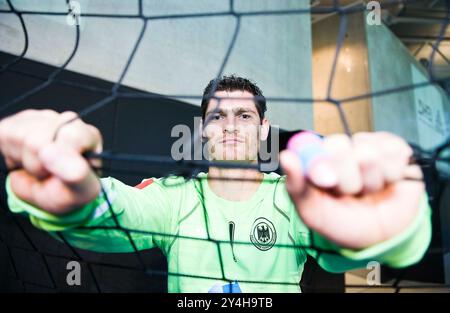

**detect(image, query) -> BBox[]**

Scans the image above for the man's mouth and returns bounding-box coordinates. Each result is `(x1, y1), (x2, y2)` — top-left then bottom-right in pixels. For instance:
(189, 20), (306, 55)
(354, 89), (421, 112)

(220, 138), (244, 144)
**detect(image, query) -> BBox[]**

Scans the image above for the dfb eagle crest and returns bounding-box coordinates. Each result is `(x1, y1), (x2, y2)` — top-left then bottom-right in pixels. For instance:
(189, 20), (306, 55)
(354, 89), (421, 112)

(250, 217), (277, 251)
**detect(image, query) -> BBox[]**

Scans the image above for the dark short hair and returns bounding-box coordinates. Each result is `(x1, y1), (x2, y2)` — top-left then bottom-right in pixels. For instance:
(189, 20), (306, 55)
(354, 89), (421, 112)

(200, 75), (266, 123)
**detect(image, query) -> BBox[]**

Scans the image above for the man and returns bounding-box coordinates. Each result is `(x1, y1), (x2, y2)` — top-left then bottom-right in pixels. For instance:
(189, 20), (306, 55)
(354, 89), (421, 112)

(0, 75), (431, 292)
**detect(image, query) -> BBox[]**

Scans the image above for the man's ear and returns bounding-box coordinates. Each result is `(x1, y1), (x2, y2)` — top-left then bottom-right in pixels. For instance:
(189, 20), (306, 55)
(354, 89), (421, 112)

(199, 118), (205, 142)
(260, 118), (270, 141)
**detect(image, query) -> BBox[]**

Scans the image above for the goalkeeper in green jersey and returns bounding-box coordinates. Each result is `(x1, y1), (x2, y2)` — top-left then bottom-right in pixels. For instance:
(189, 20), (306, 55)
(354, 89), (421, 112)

(0, 76), (431, 292)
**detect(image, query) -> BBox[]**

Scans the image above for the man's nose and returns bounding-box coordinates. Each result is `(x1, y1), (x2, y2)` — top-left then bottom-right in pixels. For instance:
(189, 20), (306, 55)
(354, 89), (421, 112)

(224, 116), (237, 133)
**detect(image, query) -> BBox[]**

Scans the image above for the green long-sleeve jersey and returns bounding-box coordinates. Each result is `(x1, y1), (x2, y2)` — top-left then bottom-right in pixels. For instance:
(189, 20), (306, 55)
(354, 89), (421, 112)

(6, 172), (432, 293)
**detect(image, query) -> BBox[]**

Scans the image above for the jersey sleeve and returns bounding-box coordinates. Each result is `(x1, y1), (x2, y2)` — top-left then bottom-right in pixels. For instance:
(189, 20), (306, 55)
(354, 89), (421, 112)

(6, 175), (178, 254)
(289, 189), (432, 273)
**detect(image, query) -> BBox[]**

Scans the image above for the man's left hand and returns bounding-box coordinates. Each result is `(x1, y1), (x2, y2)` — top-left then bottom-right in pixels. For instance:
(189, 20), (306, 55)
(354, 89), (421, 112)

(280, 132), (424, 250)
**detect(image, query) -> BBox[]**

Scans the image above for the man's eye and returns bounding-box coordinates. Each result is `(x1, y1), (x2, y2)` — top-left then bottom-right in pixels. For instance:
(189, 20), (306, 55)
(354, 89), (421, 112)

(212, 114), (222, 120)
(240, 114), (251, 119)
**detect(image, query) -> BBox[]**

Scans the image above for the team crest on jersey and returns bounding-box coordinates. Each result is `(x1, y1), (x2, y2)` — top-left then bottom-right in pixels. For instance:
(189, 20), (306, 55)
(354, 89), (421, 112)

(250, 217), (277, 251)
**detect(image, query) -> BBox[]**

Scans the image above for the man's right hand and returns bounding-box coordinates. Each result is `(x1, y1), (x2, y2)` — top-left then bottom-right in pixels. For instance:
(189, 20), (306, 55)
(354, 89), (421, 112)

(0, 109), (102, 215)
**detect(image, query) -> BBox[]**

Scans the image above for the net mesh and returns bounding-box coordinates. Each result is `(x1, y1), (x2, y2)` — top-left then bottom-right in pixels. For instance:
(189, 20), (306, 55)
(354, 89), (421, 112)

(0, 0), (449, 293)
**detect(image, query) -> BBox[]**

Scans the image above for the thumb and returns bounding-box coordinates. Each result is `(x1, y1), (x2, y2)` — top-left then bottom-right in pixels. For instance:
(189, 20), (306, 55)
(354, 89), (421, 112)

(280, 149), (306, 199)
(39, 142), (91, 184)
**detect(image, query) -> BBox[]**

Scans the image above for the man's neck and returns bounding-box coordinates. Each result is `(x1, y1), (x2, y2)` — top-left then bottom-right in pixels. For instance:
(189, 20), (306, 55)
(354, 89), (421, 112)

(207, 164), (264, 201)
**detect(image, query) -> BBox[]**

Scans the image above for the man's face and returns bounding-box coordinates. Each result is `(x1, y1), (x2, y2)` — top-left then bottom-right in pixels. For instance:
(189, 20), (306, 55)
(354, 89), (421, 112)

(202, 90), (269, 162)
